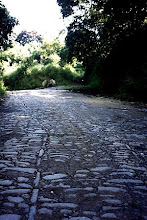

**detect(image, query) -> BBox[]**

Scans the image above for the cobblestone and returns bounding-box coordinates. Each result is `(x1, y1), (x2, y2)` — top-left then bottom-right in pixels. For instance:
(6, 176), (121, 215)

(0, 88), (147, 219)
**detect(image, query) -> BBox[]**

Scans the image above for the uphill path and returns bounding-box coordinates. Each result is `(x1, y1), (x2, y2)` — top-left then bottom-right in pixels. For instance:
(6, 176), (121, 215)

(0, 88), (147, 220)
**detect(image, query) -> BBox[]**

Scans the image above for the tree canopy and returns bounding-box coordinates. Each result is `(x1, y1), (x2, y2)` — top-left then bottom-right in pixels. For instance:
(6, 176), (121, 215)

(16, 30), (43, 46)
(0, 1), (18, 51)
(57, 0), (147, 98)
(57, 0), (147, 60)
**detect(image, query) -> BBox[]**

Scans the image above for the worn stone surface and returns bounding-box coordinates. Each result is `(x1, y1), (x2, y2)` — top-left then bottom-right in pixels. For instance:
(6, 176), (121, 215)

(0, 88), (147, 220)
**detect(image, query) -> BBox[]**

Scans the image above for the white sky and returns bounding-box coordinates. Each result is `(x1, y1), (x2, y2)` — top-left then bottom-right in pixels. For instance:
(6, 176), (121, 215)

(2, 0), (67, 40)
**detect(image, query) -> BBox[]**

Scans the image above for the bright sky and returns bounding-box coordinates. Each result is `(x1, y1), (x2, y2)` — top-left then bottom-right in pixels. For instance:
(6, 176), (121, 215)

(2, 0), (67, 40)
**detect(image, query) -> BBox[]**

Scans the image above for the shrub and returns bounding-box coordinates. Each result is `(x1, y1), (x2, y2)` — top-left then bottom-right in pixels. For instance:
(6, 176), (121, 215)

(87, 71), (102, 90)
(3, 39), (85, 91)
(4, 62), (83, 90)
(0, 79), (6, 95)
(4, 65), (27, 90)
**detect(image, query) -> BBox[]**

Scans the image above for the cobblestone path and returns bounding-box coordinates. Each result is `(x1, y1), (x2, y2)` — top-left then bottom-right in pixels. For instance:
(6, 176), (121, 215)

(0, 88), (147, 220)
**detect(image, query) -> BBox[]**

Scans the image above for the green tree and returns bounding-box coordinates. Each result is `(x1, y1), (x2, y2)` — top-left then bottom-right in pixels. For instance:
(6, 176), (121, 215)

(0, 1), (18, 95)
(57, 0), (147, 98)
(16, 30), (43, 46)
(57, 0), (146, 60)
(0, 1), (18, 50)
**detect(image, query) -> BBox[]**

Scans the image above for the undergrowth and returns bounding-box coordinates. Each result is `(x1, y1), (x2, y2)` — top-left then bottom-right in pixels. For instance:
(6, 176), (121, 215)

(4, 63), (82, 90)
(0, 79), (6, 95)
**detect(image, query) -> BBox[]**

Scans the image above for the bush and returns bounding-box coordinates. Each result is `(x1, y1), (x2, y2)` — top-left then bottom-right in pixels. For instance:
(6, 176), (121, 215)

(3, 39), (85, 91)
(4, 62), (82, 90)
(88, 75), (101, 89)
(117, 75), (147, 101)
(4, 65), (26, 90)
(0, 79), (6, 95)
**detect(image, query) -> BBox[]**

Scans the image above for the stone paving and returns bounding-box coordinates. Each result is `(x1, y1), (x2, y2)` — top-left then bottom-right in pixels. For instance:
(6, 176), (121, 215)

(0, 88), (147, 220)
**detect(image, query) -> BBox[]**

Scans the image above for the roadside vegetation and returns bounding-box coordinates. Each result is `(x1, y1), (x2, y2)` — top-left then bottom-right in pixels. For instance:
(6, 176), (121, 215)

(0, 1), (147, 102)
(2, 40), (84, 90)
(57, 0), (147, 102)
(0, 1), (18, 95)
(0, 2), (84, 95)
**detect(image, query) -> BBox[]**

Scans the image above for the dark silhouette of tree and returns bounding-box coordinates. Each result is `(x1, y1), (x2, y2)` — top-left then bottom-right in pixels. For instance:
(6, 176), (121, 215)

(0, 1), (18, 51)
(57, 0), (146, 59)
(57, 0), (147, 98)
(16, 30), (43, 46)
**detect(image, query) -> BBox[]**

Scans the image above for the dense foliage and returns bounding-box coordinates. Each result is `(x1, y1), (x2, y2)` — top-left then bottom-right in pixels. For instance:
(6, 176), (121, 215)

(3, 40), (84, 90)
(57, 0), (147, 101)
(16, 30), (43, 46)
(0, 1), (18, 50)
(0, 1), (18, 95)
(0, 0), (84, 93)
